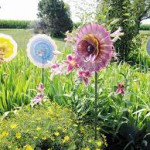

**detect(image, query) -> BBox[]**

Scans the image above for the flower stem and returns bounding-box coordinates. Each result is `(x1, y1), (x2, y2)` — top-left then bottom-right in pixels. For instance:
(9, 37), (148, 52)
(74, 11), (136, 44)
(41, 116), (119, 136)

(72, 80), (80, 111)
(42, 68), (44, 84)
(95, 71), (98, 140)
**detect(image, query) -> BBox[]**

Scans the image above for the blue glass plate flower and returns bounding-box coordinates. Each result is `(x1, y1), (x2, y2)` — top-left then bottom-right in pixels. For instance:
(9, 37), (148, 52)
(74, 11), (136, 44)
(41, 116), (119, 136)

(27, 34), (60, 68)
(147, 38), (150, 56)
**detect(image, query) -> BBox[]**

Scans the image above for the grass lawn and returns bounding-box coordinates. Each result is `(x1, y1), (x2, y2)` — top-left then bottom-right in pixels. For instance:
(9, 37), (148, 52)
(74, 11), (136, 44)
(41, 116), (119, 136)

(0, 29), (149, 50)
(0, 29), (66, 52)
(140, 30), (150, 36)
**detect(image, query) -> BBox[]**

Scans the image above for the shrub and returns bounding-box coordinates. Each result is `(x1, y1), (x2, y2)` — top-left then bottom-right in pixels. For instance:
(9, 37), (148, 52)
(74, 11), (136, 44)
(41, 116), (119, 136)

(0, 101), (106, 150)
(0, 20), (31, 29)
(97, 0), (150, 61)
(30, 20), (48, 34)
(140, 24), (150, 30)
(38, 0), (73, 37)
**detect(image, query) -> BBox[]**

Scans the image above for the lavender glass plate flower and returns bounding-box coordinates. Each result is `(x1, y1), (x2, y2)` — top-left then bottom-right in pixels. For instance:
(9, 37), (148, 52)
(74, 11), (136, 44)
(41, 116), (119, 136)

(74, 23), (114, 72)
(27, 34), (59, 68)
(147, 38), (150, 56)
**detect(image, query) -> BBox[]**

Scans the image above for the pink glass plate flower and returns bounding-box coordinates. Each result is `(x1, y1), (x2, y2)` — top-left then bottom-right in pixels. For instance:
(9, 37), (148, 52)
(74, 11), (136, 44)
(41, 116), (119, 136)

(74, 23), (114, 72)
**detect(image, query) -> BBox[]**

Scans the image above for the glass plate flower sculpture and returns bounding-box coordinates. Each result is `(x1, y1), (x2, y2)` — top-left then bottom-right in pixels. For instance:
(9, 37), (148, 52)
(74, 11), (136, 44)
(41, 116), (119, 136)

(27, 34), (60, 68)
(146, 39), (150, 56)
(0, 33), (17, 62)
(51, 23), (123, 85)
(75, 23), (118, 72)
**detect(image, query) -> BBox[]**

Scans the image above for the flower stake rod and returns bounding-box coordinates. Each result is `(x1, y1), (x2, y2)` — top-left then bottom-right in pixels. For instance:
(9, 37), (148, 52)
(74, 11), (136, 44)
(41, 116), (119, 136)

(95, 71), (98, 140)
(42, 67), (45, 84)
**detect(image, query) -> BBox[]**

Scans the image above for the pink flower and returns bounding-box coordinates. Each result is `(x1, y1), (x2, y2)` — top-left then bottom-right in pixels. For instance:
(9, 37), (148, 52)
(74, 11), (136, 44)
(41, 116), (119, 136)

(32, 93), (44, 104)
(64, 55), (79, 73)
(64, 35), (72, 43)
(51, 63), (60, 69)
(50, 63), (65, 80)
(64, 31), (75, 44)
(37, 83), (44, 93)
(78, 70), (91, 85)
(116, 83), (125, 95)
(31, 83), (45, 105)
(110, 27), (124, 42)
(74, 23), (114, 72)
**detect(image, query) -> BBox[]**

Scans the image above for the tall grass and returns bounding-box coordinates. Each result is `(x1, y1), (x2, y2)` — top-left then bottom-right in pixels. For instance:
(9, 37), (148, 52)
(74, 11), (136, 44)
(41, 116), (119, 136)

(0, 29), (150, 115)
(0, 29), (72, 113)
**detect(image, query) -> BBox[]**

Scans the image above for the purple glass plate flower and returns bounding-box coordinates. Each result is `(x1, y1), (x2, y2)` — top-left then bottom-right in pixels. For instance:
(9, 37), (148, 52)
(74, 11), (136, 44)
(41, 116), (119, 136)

(147, 38), (150, 56)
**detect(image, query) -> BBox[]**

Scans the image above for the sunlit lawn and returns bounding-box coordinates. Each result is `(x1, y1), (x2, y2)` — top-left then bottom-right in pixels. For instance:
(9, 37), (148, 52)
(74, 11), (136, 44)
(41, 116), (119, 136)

(0, 29), (149, 50)
(0, 29), (67, 50)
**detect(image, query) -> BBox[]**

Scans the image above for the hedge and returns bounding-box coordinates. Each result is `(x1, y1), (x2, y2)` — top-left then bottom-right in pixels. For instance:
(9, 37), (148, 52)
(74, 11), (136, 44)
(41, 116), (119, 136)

(0, 20), (31, 29)
(140, 24), (150, 30)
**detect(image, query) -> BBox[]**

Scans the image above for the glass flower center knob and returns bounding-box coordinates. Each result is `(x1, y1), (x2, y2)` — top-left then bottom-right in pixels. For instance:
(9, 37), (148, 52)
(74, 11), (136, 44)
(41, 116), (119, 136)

(87, 45), (95, 53)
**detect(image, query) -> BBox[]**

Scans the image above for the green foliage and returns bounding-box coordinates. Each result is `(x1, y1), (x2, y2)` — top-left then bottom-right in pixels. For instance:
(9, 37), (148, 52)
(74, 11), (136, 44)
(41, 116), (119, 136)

(0, 20), (31, 29)
(0, 29), (73, 113)
(140, 24), (150, 30)
(73, 22), (82, 29)
(0, 29), (150, 149)
(0, 101), (105, 150)
(97, 0), (150, 62)
(38, 0), (73, 37)
(69, 63), (150, 149)
(30, 20), (48, 34)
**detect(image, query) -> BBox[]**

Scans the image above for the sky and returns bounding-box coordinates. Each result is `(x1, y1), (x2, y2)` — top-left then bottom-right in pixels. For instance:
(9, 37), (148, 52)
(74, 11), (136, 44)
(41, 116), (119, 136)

(0, 0), (39, 20)
(0, 0), (149, 24)
(0, 0), (98, 22)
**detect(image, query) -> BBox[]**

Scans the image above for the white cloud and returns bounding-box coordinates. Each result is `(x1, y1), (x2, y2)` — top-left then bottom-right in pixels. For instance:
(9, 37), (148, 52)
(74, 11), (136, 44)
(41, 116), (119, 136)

(141, 19), (150, 24)
(0, 0), (39, 20)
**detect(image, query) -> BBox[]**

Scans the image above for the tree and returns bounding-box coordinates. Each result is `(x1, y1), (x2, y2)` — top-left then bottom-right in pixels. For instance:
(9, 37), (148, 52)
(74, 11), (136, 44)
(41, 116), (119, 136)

(64, 0), (98, 23)
(38, 0), (73, 37)
(97, 0), (150, 61)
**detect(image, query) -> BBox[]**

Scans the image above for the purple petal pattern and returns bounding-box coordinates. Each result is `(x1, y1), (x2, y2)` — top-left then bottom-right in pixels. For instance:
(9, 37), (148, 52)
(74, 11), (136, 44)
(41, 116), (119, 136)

(147, 38), (150, 56)
(74, 23), (114, 72)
